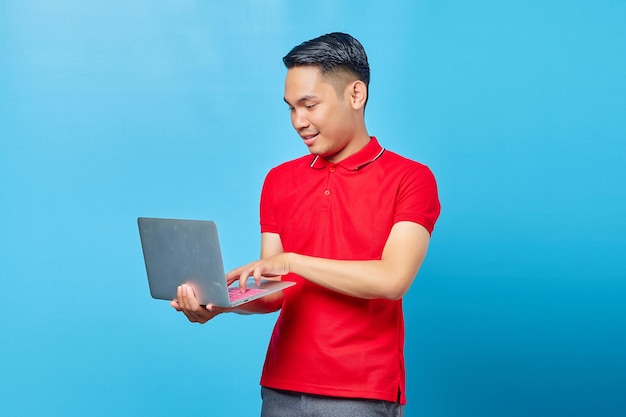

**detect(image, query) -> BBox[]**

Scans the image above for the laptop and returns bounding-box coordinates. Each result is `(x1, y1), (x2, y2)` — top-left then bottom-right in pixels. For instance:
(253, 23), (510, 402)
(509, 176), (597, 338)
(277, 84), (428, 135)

(137, 217), (295, 308)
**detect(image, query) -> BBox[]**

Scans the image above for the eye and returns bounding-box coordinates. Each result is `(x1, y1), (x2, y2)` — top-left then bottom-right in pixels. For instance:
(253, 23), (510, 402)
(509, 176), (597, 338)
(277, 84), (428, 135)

(306, 103), (316, 109)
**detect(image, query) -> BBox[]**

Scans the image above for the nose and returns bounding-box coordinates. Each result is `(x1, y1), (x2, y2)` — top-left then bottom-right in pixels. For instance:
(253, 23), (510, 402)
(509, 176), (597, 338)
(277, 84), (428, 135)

(291, 108), (309, 130)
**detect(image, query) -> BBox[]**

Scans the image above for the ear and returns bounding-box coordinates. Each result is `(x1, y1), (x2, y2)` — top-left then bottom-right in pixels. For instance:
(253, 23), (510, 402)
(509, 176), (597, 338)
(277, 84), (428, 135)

(347, 80), (368, 110)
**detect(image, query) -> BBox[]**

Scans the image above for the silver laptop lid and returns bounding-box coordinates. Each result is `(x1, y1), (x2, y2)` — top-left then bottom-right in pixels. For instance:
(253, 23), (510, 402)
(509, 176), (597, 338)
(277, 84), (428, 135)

(138, 217), (231, 306)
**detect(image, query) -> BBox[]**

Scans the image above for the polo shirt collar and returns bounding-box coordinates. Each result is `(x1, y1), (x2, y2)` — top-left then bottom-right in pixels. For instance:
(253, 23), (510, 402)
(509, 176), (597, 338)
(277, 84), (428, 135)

(309, 136), (385, 171)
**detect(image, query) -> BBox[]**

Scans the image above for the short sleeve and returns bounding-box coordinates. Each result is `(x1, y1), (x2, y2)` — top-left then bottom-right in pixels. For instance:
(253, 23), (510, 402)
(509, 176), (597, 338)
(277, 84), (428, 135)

(260, 168), (279, 234)
(393, 164), (441, 235)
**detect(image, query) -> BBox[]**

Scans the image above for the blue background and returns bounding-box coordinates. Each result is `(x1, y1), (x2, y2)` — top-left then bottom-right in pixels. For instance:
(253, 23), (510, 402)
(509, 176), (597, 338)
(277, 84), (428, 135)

(1, 1), (625, 416)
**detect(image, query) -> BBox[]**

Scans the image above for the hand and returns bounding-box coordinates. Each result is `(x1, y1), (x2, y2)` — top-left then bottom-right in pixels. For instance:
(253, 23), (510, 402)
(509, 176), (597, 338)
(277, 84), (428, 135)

(171, 284), (232, 323)
(226, 252), (292, 292)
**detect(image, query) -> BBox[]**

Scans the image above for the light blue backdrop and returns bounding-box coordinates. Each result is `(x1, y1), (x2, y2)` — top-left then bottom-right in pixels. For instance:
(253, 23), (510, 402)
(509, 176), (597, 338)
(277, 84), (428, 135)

(1, 1), (625, 416)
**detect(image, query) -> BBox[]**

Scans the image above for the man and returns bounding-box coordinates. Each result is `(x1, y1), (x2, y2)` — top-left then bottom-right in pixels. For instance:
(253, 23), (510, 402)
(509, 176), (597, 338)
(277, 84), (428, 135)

(172, 32), (440, 417)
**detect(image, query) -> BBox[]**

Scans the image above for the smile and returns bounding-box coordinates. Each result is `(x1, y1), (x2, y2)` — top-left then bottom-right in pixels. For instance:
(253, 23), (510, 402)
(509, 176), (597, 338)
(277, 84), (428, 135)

(301, 133), (319, 146)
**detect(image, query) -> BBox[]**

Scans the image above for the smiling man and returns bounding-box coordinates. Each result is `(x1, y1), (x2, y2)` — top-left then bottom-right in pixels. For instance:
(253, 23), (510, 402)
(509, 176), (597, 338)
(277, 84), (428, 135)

(283, 65), (370, 163)
(173, 32), (441, 417)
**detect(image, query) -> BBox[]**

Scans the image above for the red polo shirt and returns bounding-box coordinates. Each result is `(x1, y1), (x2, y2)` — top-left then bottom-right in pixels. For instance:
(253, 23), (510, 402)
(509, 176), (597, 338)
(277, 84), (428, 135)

(259, 137), (440, 404)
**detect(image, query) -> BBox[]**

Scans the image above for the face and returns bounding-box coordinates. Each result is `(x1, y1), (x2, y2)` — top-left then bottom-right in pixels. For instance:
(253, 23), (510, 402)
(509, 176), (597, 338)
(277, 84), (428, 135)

(284, 66), (363, 163)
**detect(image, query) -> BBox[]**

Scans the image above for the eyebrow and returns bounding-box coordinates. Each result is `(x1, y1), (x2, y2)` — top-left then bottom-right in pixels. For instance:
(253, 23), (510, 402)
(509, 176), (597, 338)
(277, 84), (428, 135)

(283, 94), (319, 106)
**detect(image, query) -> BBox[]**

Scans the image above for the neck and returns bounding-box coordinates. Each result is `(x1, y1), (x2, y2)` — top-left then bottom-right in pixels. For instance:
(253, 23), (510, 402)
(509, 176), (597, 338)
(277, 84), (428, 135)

(325, 129), (371, 164)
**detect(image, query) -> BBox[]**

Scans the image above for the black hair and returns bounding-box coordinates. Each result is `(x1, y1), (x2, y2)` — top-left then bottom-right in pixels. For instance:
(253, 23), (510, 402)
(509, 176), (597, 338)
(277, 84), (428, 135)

(282, 32), (370, 89)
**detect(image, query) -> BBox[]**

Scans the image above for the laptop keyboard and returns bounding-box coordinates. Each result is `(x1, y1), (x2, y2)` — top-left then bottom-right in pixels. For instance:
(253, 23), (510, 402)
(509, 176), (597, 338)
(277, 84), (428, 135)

(228, 287), (268, 302)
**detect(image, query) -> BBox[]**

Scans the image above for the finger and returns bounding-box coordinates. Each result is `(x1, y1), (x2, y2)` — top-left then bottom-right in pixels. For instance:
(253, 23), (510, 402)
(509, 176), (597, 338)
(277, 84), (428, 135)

(187, 288), (224, 322)
(178, 285), (206, 322)
(170, 299), (182, 311)
(178, 285), (189, 306)
(226, 274), (239, 286)
(253, 267), (263, 286)
(240, 270), (253, 292)
(183, 285), (202, 310)
(224, 268), (239, 282)
(208, 304), (234, 315)
(178, 285), (194, 311)
(206, 304), (225, 315)
(176, 285), (186, 310)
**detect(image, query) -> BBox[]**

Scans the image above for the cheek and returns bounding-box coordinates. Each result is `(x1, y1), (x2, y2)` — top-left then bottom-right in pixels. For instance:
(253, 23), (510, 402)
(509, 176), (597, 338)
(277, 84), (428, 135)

(311, 109), (334, 131)
(326, 112), (351, 136)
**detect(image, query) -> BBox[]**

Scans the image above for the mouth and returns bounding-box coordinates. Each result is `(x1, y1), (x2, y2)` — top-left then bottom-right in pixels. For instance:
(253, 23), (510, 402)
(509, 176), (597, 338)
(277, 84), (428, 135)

(301, 132), (319, 146)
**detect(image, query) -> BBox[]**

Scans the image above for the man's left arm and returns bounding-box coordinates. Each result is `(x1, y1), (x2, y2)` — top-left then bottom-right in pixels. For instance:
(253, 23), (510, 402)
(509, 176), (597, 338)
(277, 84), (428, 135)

(226, 221), (431, 300)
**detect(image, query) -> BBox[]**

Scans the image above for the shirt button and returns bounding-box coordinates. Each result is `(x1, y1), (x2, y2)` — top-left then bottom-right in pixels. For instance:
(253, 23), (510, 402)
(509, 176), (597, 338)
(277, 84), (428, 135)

(324, 190), (331, 196)
(329, 167), (336, 173)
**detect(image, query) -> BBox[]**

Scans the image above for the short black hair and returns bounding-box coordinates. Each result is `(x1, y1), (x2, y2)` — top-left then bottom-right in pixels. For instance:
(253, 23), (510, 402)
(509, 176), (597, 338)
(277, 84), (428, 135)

(283, 32), (370, 89)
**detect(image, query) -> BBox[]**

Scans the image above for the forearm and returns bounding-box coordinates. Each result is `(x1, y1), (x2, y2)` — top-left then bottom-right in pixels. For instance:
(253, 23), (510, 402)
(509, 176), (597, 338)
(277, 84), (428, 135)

(286, 253), (412, 300)
(286, 222), (430, 300)
(228, 223), (431, 302)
